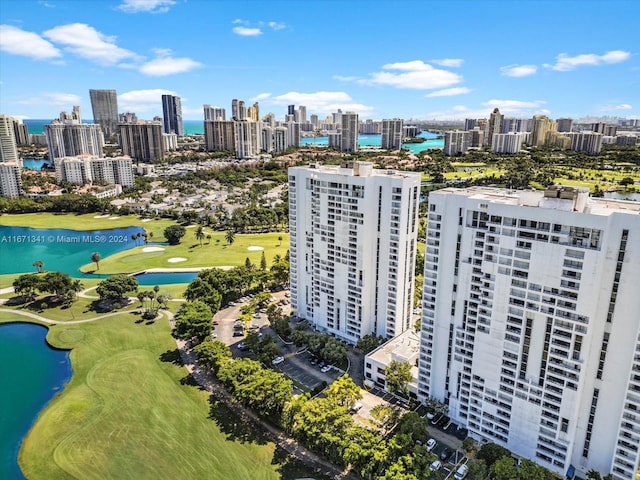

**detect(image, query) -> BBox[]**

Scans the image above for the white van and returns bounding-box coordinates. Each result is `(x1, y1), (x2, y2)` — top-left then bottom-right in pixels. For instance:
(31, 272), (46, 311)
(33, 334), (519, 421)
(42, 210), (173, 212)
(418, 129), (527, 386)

(454, 463), (468, 480)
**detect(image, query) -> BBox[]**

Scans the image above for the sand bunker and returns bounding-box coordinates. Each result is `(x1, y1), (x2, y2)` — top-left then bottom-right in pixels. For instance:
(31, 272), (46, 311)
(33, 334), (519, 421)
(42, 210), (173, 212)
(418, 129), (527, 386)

(167, 257), (187, 263)
(141, 218), (152, 222)
(109, 216), (121, 220)
(93, 214), (111, 218)
(142, 247), (165, 252)
(247, 246), (264, 251)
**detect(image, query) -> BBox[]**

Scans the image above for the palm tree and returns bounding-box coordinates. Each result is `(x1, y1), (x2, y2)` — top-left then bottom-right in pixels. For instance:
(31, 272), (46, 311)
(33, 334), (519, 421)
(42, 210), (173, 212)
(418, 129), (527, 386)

(71, 279), (84, 297)
(225, 230), (236, 245)
(33, 260), (44, 273)
(91, 252), (101, 270)
(278, 235), (283, 246)
(195, 226), (205, 246)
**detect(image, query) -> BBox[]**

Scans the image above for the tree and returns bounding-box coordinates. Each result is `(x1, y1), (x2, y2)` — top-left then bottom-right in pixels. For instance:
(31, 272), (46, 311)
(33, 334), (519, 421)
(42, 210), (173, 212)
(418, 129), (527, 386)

(278, 235), (283, 246)
(164, 225), (186, 245)
(33, 260), (44, 273)
(195, 225), (205, 246)
(370, 404), (401, 434)
(91, 252), (101, 270)
(260, 251), (267, 271)
(356, 333), (384, 354)
(13, 273), (41, 300)
(96, 275), (138, 302)
(385, 360), (413, 398)
(225, 229), (235, 245)
(519, 459), (555, 480)
(40, 271), (73, 299)
(325, 374), (362, 409)
(466, 459), (488, 480)
(193, 339), (231, 374)
(476, 442), (511, 468)
(462, 436), (475, 454)
(173, 301), (213, 343)
(492, 456), (518, 480)
(619, 176), (635, 187)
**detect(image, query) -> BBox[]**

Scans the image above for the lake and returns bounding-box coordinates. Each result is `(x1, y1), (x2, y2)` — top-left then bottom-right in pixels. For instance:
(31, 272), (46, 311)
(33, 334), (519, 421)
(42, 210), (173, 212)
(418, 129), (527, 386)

(0, 322), (72, 480)
(0, 225), (145, 276)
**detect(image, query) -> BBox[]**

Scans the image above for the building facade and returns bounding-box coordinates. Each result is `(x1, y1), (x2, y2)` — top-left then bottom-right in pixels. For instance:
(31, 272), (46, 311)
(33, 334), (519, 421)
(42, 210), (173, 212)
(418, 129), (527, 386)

(444, 130), (472, 156)
(89, 89), (119, 139)
(288, 161), (421, 344)
(0, 114), (19, 162)
(118, 121), (165, 161)
(568, 132), (604, 155)
(381, 118), (404, 150)
(56, 155), (134, 187)
(417, 186), (640, 479)
(340, 112), (359, 153)
(491, 132), (527, 154)
(204, 120), (236, 152)
(0, 162), (23, 198)
(44, 120), (104, 163)
(203, 105), (226, 121)
(161, 94), (183, 136)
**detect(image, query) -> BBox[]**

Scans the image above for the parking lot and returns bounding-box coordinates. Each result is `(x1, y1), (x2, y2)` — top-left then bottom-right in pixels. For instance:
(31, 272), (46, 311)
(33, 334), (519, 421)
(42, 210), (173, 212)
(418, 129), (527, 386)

(275, 351), (342, 391)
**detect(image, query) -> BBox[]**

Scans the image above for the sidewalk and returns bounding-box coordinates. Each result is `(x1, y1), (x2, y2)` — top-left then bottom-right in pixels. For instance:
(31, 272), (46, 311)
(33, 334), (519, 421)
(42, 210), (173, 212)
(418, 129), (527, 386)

(170, 314), (358, 480)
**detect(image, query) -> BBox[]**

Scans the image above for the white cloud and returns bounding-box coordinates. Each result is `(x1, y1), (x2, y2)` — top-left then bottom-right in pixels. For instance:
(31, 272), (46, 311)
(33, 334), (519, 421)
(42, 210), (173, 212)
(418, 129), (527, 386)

(17, 92), (81, 105)
(348, 60), (462, 90)
(500, 64), (537, 77)
(545, 50), (631, 71)
(252, 93), (272, 101)
(333, 75), (358, 82)
(268, 21), (286, 30)
(431, 58), (463, 68)
(0, 25), (61, 60)
(601, 103), (633, 111)
(43, 23), (138, 65)
(117, 0), (176, 13)
(119, 88), (177, 112)
(425, 87), (471, 97)
(232, 26), (262, 36)
(482, 99), (546, 110)
(260, 91), (375, 116)
(426, 99), (548, 120)
(140, 56), (201, 76)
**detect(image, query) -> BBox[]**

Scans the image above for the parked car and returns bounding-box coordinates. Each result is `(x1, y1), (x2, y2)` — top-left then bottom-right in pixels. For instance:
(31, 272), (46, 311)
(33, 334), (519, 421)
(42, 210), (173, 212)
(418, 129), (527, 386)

(430, 460), (442, 471)
(440, 448), (453, 462)
(272, 356), (284, 365)
(321, 365), (331, 373)
(237, 342), (247, 350)
(454, 464), (468, 480)
(350, 402), (363, 413)
(426, 438), (437, 452)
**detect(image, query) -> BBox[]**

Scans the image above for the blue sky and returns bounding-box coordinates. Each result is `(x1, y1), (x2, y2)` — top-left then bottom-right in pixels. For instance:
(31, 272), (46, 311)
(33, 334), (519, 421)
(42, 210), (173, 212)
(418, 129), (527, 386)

(1, 0), (638, 121)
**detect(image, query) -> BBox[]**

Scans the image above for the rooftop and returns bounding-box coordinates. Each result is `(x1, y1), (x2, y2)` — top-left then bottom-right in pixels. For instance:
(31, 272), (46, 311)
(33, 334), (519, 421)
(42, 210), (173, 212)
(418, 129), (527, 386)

(434, 186), (640, 215)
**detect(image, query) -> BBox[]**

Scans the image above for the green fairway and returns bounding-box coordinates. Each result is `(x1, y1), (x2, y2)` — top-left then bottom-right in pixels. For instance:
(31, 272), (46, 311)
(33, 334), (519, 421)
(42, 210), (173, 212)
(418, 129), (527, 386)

(0, 312), (319, 479)
(80, 231), (289, 274)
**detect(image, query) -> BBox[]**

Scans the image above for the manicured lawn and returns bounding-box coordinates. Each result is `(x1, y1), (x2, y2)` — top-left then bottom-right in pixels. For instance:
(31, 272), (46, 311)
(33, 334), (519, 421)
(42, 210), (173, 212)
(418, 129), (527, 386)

(0, 312), (319, 479)
(81, 231), (290, 274)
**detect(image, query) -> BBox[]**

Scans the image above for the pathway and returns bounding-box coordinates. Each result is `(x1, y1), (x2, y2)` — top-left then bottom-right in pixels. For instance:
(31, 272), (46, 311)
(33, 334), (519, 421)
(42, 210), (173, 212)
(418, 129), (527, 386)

(170, 312), (357, 480)
(0, 300), (357, 479)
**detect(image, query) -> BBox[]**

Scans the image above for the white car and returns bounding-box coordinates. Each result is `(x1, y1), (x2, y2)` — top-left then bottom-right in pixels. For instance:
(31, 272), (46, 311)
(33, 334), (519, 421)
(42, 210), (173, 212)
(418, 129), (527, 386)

(426, 438), (437, 452)
(272, 356), (284, 365)
(430, 460), (442, 471)
(321, 365), (331, 373)
(454, 464), (468, 480)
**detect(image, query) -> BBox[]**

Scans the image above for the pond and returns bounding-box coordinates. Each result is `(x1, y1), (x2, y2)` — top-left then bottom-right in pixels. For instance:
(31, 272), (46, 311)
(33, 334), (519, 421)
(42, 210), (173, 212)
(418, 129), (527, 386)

(0, 225), (145, 276)
(0, 322), (72, 480)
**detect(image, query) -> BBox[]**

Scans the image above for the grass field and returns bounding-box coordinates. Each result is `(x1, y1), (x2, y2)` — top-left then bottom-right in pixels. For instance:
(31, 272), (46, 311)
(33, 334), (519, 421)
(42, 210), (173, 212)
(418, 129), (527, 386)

(81, 231), (290, 274)
(0, 312), (326, 479)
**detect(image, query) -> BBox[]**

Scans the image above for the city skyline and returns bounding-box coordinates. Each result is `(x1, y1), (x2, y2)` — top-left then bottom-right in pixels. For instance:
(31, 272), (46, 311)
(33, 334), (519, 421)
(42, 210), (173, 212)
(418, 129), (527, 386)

(0, 0), (639, 122)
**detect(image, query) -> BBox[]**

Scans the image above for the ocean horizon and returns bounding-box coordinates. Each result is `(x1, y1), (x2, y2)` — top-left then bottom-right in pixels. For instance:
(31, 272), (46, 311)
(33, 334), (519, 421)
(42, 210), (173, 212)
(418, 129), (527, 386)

(23, 120), (443, 153)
